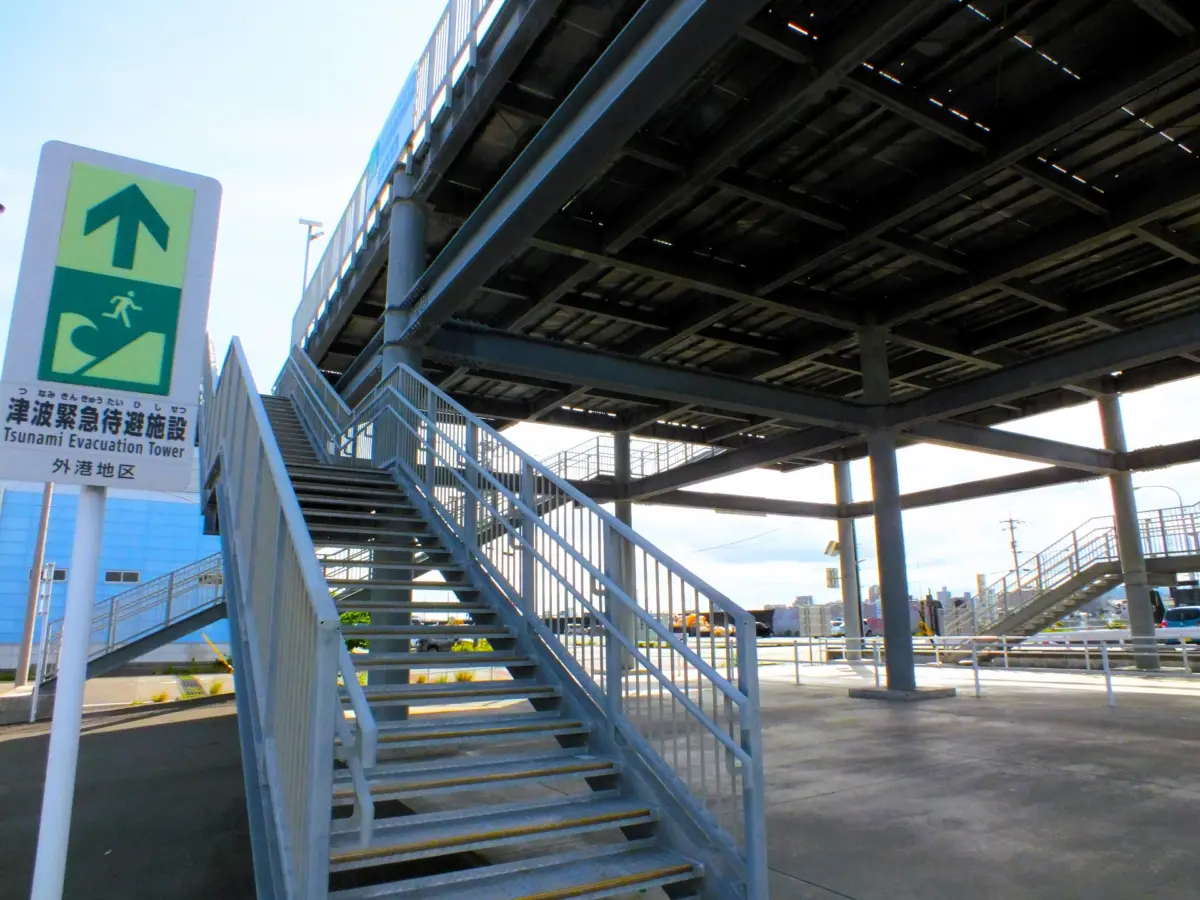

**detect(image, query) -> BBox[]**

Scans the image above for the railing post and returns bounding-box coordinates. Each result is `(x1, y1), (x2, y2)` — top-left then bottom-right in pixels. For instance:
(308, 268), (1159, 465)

(1035, 556), (1044, 593)
(464, 422), (479, 546)
(425, 389), (438, 491)
(603, 522), (624, 728)
(165, 572), (175, 625)
(1157, 510), (1167, 556)
(520, 463), (536, 617)
(1072, 530), (1080, 573)
(107, 596), (119, 652)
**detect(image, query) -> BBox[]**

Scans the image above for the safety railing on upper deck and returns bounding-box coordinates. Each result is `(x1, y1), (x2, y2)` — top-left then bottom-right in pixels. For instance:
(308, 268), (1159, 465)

(944, 503), (1200, 636)
(37, 553), (225, 683)
(275, 350), (768, 898)
(543, 433), (725, 483)
(203, 339), (377, 900)
(293, 0), (515, 350)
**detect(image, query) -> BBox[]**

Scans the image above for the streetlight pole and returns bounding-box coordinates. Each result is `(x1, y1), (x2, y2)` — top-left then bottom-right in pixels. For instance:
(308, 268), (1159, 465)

(298, 218), (324, 301)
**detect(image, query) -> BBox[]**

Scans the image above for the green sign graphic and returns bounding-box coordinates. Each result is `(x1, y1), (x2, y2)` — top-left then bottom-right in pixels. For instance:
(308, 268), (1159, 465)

(37, 162), (196, 395)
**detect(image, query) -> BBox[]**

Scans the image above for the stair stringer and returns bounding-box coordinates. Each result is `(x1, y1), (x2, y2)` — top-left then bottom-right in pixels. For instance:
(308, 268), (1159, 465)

(989, 562), (1121, 638)
(390, 464), (750, 900)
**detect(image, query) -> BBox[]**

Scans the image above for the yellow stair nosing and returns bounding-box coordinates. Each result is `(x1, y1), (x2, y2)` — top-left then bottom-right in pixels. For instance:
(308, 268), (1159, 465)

(332, 761), (616, 798)
(516, 864), (697, 900)
(330, 808), (651, 864)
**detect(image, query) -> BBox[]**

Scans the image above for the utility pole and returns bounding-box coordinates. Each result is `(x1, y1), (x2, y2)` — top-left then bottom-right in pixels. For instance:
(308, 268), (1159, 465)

(1001, 515), (1024, 589)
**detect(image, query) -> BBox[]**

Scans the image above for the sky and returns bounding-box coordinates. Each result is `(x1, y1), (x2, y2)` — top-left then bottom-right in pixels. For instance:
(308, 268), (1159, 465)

(3, 0), (1199, 610)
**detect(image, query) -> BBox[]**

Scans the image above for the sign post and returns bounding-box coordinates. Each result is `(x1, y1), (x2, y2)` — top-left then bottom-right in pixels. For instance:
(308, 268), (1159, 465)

(3, 142), (220, 900)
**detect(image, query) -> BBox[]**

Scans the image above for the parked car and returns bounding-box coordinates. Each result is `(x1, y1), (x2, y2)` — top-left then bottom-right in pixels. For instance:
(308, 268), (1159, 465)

(1163, 605), (1200, 633)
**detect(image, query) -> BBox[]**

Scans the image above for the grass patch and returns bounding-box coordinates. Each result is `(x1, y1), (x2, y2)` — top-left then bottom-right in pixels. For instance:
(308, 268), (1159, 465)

(209, 680), (225, 696)
(455, 671), (474, 682)
(150, 691), (169, 703)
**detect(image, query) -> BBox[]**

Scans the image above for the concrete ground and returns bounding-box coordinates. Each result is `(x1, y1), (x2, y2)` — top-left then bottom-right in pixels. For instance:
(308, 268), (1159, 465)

(761, 679), (1198, 899)
(3, 668), (1197, 898)
(0, 697), (254, 900)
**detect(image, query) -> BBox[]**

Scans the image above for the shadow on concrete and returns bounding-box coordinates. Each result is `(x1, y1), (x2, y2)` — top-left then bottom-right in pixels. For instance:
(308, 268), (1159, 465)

(0, 697), (254, 900)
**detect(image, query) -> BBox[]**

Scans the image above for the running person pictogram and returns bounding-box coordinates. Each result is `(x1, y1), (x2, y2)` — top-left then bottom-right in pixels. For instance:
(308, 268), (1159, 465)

(102, 290), (142, 327)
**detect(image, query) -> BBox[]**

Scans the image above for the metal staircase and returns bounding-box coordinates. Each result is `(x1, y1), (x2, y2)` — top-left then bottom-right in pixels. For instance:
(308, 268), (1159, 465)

(203, 341), (766, 900)
(943, 504), (1200, 639)
(34, 552), (225, 687)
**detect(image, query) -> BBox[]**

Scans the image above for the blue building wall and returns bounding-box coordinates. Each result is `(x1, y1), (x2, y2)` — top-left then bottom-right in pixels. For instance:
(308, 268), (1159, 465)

(0, 486), (225, 645)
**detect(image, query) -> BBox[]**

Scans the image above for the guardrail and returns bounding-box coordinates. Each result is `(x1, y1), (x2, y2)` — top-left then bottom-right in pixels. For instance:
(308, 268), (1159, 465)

(542, 433), (725, 482)
(204, 339), (377, 899)
(944, 503), (1200, 636)
(292, 0), (514, 350)
(276, 349), (769, 898)
(37, 553), (224, 683)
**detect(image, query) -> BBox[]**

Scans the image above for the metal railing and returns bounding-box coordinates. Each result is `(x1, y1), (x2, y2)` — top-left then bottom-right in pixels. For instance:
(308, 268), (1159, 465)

(276, 349), (767, 897)
(292, 0), (514, 349)
(541, 433), (725, 483)
(944, 503), (1200, 636)
(37, 553), (224, 683)
(203, 339), (377, 899)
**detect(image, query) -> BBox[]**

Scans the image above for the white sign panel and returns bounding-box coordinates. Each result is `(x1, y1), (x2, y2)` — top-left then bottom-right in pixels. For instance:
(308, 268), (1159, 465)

(1, 141), (221, 490)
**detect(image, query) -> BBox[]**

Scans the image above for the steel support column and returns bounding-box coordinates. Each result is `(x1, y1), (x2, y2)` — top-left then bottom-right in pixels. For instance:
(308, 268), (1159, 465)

(1098, 393), (1160, 670)
(373, 173), (429, 720)
(861, 326), (917, 691)
(609, 431), (637, 671)
(833, 461), (863, 660)
(383, 175), (428, 376)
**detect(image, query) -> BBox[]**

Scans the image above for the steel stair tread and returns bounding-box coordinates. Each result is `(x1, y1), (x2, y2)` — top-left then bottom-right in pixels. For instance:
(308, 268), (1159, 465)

(342, 625), (508, 638)
(329, 845), (699, 900)
(333, 599), (489, 613)
(328, 795), (654, 869)
(356, 650), (534, 668)
(372, 712), (587, 745)
(329, 580), (471, 591)
(302, 509), (424, 522)
(332, 752), (617, 801)
(343, 680), (559, 705)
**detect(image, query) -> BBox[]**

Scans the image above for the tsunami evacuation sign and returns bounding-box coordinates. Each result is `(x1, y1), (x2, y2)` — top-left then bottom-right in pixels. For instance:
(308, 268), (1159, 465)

(0, 142), (221, 491)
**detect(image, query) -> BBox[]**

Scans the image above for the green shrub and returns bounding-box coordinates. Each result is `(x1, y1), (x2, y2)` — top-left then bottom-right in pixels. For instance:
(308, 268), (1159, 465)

(341, 610), (371, 650)
(209, 680), (224, 696)
(151, 691), (169, 703)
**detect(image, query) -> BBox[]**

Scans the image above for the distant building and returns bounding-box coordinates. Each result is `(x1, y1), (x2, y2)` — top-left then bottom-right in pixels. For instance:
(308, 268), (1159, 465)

(936, 587), (952, 605)
(868, 584), (881, 602)
(793, 595), (815, 607)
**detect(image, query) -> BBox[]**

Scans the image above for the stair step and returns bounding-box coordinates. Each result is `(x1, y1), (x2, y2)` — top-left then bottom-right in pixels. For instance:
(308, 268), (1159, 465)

(328, 794), (650, 870)
(357, 651), (532, 669)
(330, 844), (700, 900)
(328, 580), (469, 591)
(333, 751), (615, 804)
(345, 681), (560, 706)
(342, 625), (507, 638)
(320, 558), (462, 572)
(298, 494), (417, 511)
(333, 599), (488, 614)
(310, 527), (434, 541)
(302, 508), (425, 524)
(373, 711), (584, 748)
(288, 463), (393, 480)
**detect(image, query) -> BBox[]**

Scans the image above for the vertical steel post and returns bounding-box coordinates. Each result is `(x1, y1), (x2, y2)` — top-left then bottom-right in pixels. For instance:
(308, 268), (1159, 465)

(464, 422), (479, 546)
(860, 324), (917, 692)
(165, 572), (175, 625)
(833, 460), (863, 660)
(520, 463), (537, 618)
(16, 482), (54, 687)
(30, 485), (107, 900)
(1098, 393), (1159, 670)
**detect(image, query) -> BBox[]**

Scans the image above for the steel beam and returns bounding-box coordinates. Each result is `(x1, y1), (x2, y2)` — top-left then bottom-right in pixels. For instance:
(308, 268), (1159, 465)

(637, 489), (839, 519)
(1133, 0), (1195, 35)
(426, 324), (875, 430)
(907, 420), (1118, 474)
(758, 36), (1200, 295)
(625, 428), (853, 499)
(890, 309), (1200, 426)
(399, 0), (772, 341)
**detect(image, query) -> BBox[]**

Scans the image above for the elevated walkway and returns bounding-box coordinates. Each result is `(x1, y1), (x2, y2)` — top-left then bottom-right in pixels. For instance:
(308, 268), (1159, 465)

(203, 340), (767, 899)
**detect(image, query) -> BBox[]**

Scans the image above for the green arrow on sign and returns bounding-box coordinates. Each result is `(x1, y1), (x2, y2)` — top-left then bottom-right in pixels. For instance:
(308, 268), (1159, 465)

(83, 184), (170, 270)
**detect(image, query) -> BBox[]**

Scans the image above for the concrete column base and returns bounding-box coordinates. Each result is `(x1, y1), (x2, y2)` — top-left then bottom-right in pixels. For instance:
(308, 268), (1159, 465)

(849, 686), (957, 702)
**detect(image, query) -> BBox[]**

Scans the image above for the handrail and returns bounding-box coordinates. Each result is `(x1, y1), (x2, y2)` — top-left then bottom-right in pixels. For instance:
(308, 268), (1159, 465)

(276, 350), (768, 894)
(946, 502), (1200, 636)
(292, 0), (515, 350)
(540, 432), (725, 483)
(39, 553), (224, 682)
(203, 338), (376, 898)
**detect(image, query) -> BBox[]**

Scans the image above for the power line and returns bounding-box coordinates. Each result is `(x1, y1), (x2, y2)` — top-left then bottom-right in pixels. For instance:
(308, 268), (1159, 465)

(696, 527), (782, 553)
